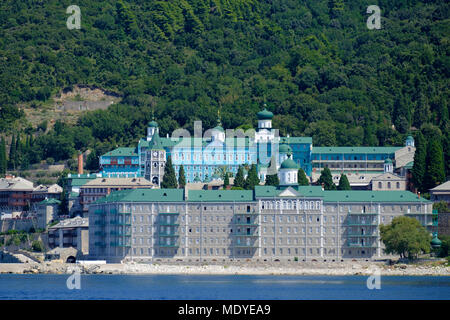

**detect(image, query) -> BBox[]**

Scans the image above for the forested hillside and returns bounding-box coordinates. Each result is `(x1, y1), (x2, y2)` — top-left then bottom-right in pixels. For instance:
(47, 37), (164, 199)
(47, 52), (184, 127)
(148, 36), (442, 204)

(0, 0), (448, 179)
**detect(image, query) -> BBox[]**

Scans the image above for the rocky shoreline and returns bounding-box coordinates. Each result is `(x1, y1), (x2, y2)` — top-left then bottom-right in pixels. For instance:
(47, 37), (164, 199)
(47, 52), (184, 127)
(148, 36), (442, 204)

(1, 261), (449, 276)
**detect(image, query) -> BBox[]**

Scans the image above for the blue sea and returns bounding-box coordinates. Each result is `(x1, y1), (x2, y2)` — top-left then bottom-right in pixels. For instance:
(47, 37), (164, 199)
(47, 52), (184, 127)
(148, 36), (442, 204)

(0, 274), (449, 300)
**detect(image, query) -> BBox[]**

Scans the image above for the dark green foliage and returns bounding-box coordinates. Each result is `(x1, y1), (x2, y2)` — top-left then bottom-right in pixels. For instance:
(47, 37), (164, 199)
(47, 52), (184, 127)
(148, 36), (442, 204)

(433, 201), (448, 214)
(244, 164), (260, 190)
(412, 131), (426, 192)
(425, 139), (445, 190)
(8, 134), (16, 170)
(318, 167), (336, 190)
(178, 165), (186, 188)
(297, 168), (309, 186)
(161, 156), (177, 188)
(0, 137), (6, 174)
(265, 174), (279, 187)
(31, 240), (44, 252)
(224, 172), (230, 188)
(380, 216), (431, 260)
(0, 0), (447, 169)
(437, 235), (450, 258)
(234, 166), (245, 188)
(337, 174), (351, 190)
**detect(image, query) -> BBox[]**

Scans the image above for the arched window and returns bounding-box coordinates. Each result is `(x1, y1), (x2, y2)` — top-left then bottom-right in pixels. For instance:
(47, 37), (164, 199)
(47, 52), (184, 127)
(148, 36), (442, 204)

(396, 182), (400, 189)
(378, 182), (382, 189)
(387, 182), (391, 189)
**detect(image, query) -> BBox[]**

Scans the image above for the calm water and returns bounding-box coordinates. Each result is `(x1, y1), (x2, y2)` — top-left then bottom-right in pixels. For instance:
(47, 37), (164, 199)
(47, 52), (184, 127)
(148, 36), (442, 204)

(0, 274), (449, 300)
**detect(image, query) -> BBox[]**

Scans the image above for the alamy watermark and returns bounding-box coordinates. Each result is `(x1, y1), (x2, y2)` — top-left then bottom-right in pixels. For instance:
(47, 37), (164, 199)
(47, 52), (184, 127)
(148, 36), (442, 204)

(367, 5), (381, 30)
(66, 266), (81, 290)
(366, 266), (381, 290)
(66, 5), (81, 30)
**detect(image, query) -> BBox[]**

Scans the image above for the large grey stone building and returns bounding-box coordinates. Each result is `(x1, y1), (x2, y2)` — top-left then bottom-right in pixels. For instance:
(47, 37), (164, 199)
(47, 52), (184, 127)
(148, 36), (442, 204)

(88, 186), (436, 263)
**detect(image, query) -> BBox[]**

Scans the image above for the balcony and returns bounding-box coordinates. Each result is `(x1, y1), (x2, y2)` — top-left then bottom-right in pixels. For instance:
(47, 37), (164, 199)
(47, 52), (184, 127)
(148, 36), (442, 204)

(94, 210), (105, 216)
(94, 241), (106, 247)
(346, 221), (377, 226)
(234, 211), (257, 215)
(346, 234), (377, 238)
(159, 233), (179, 237)
(159, 212), (179, 215)
(348, 212), (378, 215)
(159, 223), (180, 226)
(234, 221), (259, 226)
(118, 210), (131, 215)
(94, 220), (105, 226)
(346, 243), (377, 248)
(94, 231), (106, 237)
(158, 244), (180, 247)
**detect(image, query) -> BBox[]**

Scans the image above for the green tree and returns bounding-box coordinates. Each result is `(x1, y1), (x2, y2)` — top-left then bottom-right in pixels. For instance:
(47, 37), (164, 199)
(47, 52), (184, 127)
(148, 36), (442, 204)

(380, 216), (432, 260)
(411, 132), (427, 192)
(244, 164), (260, 190)
(297, 168), (309, 186)
(31, 240), (44, 252)
(223, 172), (230, 188)
(433, 201), (448, 213)
(265, 174), (279, 186)
(318, 167), (336, 190)
(161, 156), (177, 188)
(0, 137), (6, 175)
(337, 174), (351, 190)
(234, 166), (245, 188)
(8, 134), (16, 170)
(178, 165), (186, 188)
(424, 139), (445, 190)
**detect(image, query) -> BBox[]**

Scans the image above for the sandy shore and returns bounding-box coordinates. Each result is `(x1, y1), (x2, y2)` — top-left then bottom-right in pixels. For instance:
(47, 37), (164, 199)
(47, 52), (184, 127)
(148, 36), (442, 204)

(1, 261), (449, 276)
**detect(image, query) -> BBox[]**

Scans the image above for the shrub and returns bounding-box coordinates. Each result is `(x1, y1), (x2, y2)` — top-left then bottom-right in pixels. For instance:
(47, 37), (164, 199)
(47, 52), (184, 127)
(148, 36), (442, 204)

(31, 240), (44, 252)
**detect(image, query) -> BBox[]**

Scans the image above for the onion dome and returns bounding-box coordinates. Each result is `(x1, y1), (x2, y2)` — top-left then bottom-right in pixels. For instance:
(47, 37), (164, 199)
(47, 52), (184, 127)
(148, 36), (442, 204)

(280, 155), (299, 170)
(148, 120), (158, 128)
(279, 144), (292, 154)
(431, 234), (442, 249)
(193, 176), (201, 183)
(384, 158), (392, 164)
(257, 108), (274, 120)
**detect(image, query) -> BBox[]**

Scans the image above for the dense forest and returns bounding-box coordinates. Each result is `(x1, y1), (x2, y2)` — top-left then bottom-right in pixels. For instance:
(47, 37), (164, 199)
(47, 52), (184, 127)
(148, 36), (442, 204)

(0, 0), (448, 184)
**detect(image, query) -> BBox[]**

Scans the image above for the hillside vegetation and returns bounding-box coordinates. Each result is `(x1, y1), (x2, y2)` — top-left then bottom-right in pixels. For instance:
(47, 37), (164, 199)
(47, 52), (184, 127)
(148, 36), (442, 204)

(0, 0), (448, 178)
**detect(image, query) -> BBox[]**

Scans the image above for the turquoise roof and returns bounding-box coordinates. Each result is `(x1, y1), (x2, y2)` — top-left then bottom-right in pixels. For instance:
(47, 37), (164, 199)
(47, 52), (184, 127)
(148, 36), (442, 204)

(279, 144), (292, 153)
(280, 157), (299, 170)
(312, 146), (400, 154)
(94, 188), (184, 204)
(322, 190), (429, 203)
(431, 235), (442, 246)
(280, 137), (312, 144)
(213, 125), (224, 132)
(149, 132), (164, 150)
(188, 190), (253, 202)
(255, 185), (324, 198)
(406, 135), (414, 141)
(148, 121), (158, 128)
(102, 147), (138, 157)
(384, 158), (393, 164)
(257, 108), (274, 120)
(39, 198), (61, 205)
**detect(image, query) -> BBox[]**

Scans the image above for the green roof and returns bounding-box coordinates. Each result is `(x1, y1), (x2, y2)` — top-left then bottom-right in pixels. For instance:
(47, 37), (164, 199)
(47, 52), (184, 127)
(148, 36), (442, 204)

(102, 147), (138, 157)
(322, 191), (430, 203)
(149, 132), (164, 150)
(279, 144), (292, 153)
(188, 190), (253, 202)
(312, 146), (401, 154)
(213, 125), (224, 132)
(404, 161), (414, 169)
(406, 135), (414, 141)
(280, 157), (299, 169)
(39, 198), (61, 205)
(69, 178), (97, 187)
(255, 185), (324, 198)
(431, 235), (442, 246)
(384, 158), (393, 164)
(280, 137), (312, 144)
(148, 121), (158, 128)
(257, 108), (274, 120)
(94, 188), (184, 204)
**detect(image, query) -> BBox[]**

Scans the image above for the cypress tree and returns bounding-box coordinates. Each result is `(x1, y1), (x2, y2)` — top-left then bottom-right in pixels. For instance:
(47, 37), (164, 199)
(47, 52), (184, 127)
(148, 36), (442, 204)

(224, 172), (230, 188)
(424, 139), (445, 190)
(234, 166), (245, 188)
(318, 167), (336, 190)
(297, 168), (309, 186)
(0, 137), (6, 175)
(15, 133), (22, 168)
(265, 174), (279, 186)
(337, 174), (351, 190)
(244, 164), (260, 190)
(178, 165), (186, 188)
(161, 156), (177, 189)
(411, 132), (427, 192)
(8, 134), (16, 170)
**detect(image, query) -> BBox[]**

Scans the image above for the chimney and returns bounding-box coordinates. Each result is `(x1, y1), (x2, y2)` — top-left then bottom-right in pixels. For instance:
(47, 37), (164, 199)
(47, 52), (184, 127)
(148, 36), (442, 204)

(77, 152), (84, 175)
